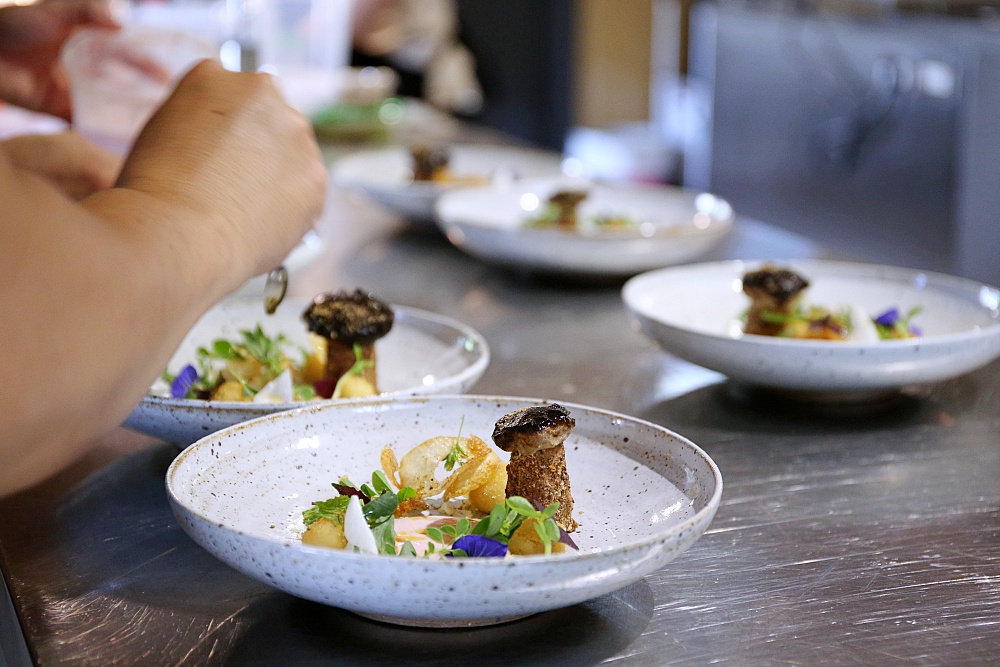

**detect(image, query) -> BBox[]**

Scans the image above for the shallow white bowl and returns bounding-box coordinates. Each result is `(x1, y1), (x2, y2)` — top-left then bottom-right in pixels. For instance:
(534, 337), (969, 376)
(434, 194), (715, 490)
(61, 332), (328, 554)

(124, 298), (490, 445)
(435, 179), (734, 276)
(166, 395), (722, 626)
(330, 144), (564, 222)
(622, 259), (1000, 393)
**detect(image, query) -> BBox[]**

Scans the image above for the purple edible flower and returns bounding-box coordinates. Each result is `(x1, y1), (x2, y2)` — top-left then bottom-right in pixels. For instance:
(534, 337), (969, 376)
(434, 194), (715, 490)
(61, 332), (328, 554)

(874, 308), (900, 328)
(446, 535), (507, 558)
(170, 364), (199, 398)
(909, 325), (922, 337)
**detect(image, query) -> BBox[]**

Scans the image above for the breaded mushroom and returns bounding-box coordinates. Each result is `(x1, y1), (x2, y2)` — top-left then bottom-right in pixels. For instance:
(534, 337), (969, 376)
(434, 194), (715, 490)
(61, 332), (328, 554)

(492, 403), (577, 532)
(742, 264), (810, 336)
(302, 289), (394, 391)
(410, 144), (449, 181)
(547, 190), (588, 229)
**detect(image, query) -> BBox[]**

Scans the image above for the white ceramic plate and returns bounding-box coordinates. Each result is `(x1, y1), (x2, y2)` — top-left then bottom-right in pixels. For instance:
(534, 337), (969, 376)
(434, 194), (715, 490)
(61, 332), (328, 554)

(435, 179), (734, 276)
(166, 395), (722, 626)
(330, 144), (565, 222)
(622, 259), (1000, 393)
(124, 298), (490, 445)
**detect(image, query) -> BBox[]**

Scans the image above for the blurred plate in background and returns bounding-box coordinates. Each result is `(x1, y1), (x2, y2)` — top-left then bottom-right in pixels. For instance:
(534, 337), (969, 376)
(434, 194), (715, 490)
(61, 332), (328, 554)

(330, 144), (565, 222)
(622, 259), (1000, 395)
(435, 178), (734, 277)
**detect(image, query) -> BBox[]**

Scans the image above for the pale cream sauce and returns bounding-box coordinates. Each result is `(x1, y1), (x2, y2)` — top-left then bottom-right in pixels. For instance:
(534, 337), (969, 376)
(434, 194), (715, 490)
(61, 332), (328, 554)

(394, 515), (461, 556)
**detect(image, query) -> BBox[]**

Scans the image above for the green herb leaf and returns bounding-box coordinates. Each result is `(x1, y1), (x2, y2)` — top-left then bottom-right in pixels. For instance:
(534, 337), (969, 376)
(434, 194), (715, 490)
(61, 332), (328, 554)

(362, 491), (399, 525)
(533, 521), (553, 556)
(332, 344), (375, 398)
(506, 496), (537, 517)
(760, 310), (790, 325)
(398, 541), (418, 558)
(425, 527), (445, 543)
(372, 470), (393, 495)
(293, 384), (316, 401)
(396, 487), (416, 503)
(302, 496), (350, 526)
(370, 517), (397, 556)
(443, 416), (467, 471)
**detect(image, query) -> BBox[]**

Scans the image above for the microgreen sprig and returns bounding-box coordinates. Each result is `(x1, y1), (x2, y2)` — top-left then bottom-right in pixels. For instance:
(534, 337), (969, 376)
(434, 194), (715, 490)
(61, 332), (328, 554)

(332, 343), (374, 399)
(443, 416), (467, 471)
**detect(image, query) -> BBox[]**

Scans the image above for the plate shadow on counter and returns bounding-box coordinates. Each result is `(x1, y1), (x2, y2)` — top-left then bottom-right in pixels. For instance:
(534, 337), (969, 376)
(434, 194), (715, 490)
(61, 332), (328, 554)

(628, 360), (988, 442)
(224, 581), (654, 666)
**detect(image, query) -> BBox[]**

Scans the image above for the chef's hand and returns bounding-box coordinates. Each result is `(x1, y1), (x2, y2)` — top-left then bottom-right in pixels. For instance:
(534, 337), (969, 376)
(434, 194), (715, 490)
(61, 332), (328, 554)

(0, 131), (120, 199)
(0, 0), (119, 120)
(117, 60), (327, 282)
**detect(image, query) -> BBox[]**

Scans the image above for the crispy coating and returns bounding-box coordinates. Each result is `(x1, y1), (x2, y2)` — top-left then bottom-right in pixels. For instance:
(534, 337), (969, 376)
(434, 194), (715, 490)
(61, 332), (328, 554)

(506, 445), (577, 532)
(493, 404), (577, 532)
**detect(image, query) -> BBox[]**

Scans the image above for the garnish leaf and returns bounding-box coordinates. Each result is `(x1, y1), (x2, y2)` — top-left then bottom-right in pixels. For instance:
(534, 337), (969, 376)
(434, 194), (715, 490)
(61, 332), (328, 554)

(370, 517), (397, 556)
(332, 482), (369, 503)
(362, 491), (399, 524)
(302, 496), (350, 526)
(443, 416), (467, 471)
(332, 343), (375, 398)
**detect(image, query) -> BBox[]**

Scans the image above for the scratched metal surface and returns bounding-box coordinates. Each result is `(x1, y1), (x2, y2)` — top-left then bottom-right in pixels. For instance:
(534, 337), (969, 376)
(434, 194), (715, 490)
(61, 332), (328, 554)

(3, 171), (1000, 665)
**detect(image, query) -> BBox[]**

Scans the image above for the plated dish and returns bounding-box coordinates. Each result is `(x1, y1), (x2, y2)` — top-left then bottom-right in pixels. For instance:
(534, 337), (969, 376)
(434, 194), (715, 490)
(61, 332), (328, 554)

(434, 179), (734, 277)
(166, 395), (722, 626)
(622, 259), (1000, 393)
(330, 144), (565, 222)
(124, 297), (489, 445)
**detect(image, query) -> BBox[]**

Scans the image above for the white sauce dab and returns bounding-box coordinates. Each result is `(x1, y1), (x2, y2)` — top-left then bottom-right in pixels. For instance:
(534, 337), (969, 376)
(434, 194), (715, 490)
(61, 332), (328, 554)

(344, 496), (378, 554)
(253, 368), (294, 403)
(849, 304), (880, 343)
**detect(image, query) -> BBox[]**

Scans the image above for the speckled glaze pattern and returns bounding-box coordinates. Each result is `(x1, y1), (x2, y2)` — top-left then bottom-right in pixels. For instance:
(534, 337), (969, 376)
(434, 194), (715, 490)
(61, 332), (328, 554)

(330, 145), (564, 222)
(435, 180), (734, 276)
(623, 259), (1000, 392)
(124, 299), (490, 445)
(166, 395), (722, 625)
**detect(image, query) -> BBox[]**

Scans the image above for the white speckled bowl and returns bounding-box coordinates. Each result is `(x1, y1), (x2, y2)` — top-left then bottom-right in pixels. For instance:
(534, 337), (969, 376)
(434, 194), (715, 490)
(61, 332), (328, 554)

(622, 260), (1000, 393)
(435, 179), (734, 276)
(166, 395), (722, 626)
(330, 144), (565, 222)
(124, 298), (490, 445)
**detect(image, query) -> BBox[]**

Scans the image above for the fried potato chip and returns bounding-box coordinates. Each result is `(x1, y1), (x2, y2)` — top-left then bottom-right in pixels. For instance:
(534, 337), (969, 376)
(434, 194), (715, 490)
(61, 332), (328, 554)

(380, 445), (402, 489)
(397, 435), (456, 497)
(442, 451), (503, 501)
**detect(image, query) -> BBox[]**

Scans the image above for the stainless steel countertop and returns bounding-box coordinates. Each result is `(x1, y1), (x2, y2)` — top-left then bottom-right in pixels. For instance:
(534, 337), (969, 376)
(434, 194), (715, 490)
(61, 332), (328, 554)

(2, 135), (999, 666)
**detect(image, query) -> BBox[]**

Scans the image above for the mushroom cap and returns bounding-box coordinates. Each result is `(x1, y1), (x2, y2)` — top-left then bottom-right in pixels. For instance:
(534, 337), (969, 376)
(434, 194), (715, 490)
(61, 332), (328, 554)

(302, 289), (394, 346)
(742, 265), (810, 302)
(492, 403), (575, 455)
